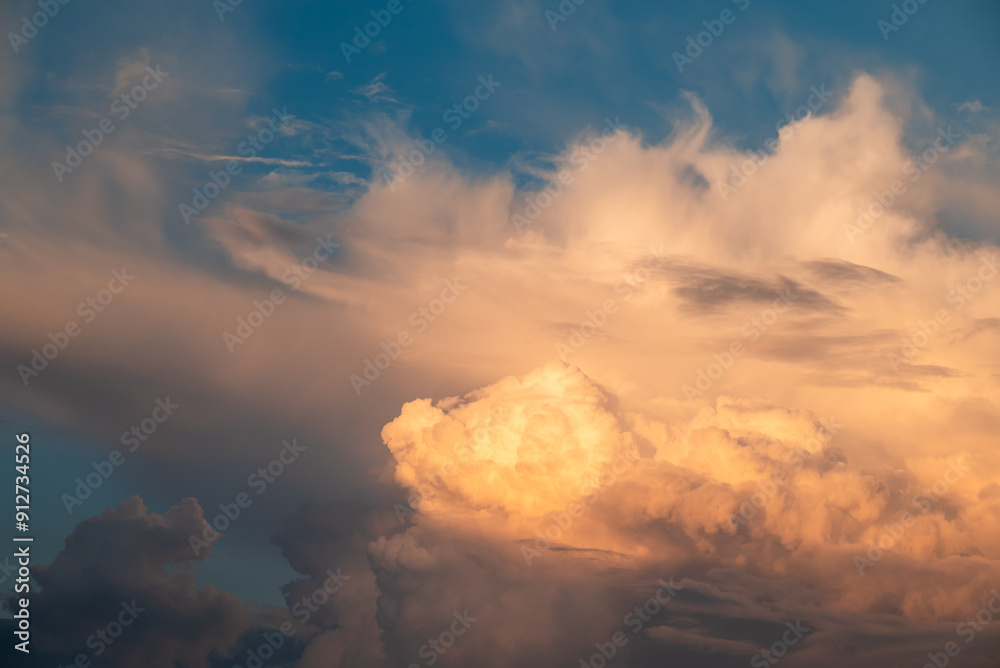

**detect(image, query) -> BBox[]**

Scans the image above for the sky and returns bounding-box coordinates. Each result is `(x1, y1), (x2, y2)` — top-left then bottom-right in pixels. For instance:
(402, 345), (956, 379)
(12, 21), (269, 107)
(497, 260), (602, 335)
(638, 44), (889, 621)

(1, 0), (999, 666)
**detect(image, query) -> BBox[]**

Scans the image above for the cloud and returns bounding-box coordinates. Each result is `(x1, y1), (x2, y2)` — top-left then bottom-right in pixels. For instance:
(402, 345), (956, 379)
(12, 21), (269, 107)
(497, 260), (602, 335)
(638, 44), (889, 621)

(2, 60), (1000, 666)
(664, 265), (841, 313)
(277, 361), (1000, 666)
(352, 73), (397, 104)
(382, 364), (640, 527)
(958, 100), (986, 114)
(802, 259), (901, 286)
(1, 497), (291, 668)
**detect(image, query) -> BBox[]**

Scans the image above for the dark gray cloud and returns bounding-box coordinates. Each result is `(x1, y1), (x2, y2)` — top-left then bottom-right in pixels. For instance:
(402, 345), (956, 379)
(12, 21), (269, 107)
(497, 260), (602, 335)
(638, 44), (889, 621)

(662, 261), (841, 313)
(804, 259), (901, 286)
(1, 496), (291, 668)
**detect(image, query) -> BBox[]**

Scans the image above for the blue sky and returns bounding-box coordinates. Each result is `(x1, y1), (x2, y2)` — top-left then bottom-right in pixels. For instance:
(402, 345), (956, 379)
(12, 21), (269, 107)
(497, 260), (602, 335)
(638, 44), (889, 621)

(11, 0), (1000, 218)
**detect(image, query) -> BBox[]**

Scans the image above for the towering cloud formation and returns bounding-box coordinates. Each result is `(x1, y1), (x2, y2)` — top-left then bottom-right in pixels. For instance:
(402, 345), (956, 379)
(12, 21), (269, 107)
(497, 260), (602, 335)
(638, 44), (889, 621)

(346, 361), (996, 666)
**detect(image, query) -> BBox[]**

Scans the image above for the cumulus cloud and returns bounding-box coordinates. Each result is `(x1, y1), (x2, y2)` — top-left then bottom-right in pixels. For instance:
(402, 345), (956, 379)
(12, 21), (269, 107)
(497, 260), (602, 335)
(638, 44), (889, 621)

(275, 360), (997, 666)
